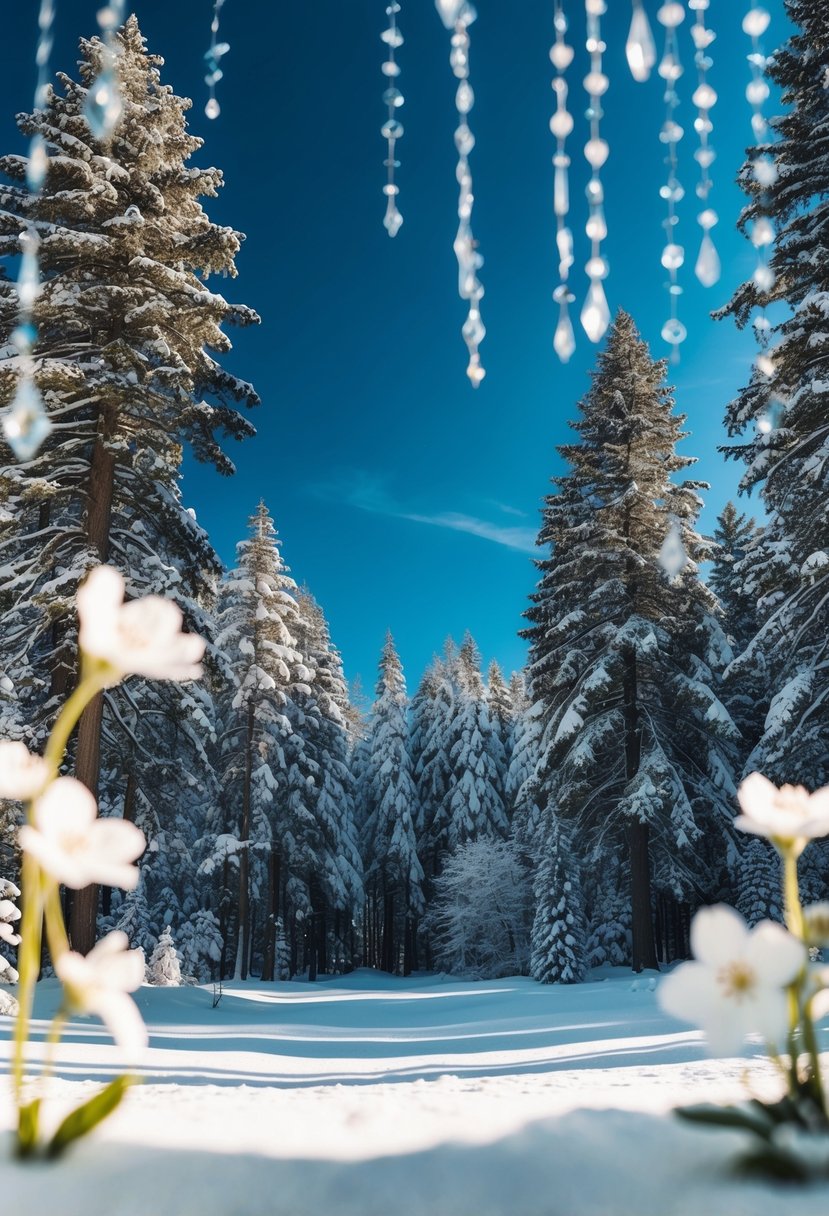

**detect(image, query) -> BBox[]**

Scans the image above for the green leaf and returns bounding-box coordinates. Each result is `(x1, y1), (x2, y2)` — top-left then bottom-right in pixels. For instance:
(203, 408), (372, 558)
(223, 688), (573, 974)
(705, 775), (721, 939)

(47, 1075), (136, 1158)
(675, 1102), (774, 1139)
(16, 1098), (41, 1158)
(735, 1145), (812, 1184)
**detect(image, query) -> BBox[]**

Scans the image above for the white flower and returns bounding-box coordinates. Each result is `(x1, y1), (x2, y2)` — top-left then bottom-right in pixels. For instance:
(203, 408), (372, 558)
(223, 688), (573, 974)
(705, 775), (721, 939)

(19, 776), (145, 890)
(735, 773), (829, 853)
(56, 931), (147, 1054)
(78, 565), (205, 686)
(0, 741), (50, 801)
(658, 904), (805, 1056)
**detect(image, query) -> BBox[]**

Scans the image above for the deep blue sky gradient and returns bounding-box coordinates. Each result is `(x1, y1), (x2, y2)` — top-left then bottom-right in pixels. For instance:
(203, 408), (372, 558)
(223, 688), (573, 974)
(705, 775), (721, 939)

(1, 1), (788, 693)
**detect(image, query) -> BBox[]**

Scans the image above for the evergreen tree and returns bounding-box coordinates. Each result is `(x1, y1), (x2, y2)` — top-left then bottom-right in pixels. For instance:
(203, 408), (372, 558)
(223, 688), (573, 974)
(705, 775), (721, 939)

(735, 837), (783, 927)
(215, 503), (309, 980)
(523, 312), (738, 972)
(359, 634), (423, 974)
(148, 925), (183, 986)
(0, 17), (258, 953)
(531, 813), (587, 985)
(410, 654), (456, 884)
(716, 2), (829, 788)
(446, 635), (508, 848)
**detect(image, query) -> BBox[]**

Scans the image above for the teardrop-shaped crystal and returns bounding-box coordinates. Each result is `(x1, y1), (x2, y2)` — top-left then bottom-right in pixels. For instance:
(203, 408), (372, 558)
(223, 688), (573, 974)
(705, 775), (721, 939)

(436, 0), (467, 30)
(626, 4), (657, 83)
(205, 97), (220, 120)
(742, 8), (771, 38)
(462, 307), (486, 350)
(554, 310), (576, 363)
(380, 26), (404, 48)
(26, 136), (48, 191)
(383, 199), (403, 238)
(661, 317), (687, 346)
(550, 42), (574, 72)
(381, 119), (404, 141)
(383, 87), (404, 108)
(658, 518), (687, 578)
(694, 233), (721, 287)
(3, 375), (52, 462)
(456, 80), (474, 114)
(454, 124), (475, 156)
(84, 69), (123, 140)
(581, 280), (610, 343)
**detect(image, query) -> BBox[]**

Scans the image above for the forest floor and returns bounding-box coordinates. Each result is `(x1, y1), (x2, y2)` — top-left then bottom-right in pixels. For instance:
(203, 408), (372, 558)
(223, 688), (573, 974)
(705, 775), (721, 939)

(1, 968), (828, 1215)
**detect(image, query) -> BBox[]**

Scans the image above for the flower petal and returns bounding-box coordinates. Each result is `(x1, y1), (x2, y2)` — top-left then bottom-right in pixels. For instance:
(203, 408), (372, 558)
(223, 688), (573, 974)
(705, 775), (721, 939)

(690, 904), (749, 968)
(658, 962), (719, 1027)
(701, 1003), (750, 1058)
(745, 921), (805, 987)
(92, 990), (148, 1054)
(748, 985), (791, 1049)
(0, 741), (50, 801)
(737, 773), (782, 828)
(33, 777), (97, 836)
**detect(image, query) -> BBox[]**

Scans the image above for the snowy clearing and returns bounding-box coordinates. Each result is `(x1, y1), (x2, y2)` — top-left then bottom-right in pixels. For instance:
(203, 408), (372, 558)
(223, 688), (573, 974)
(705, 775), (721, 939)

(2, 968), (829, 1215)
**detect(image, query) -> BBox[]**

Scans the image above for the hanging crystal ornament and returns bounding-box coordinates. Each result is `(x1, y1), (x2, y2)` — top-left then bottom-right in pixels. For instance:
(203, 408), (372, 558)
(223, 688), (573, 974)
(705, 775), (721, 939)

(381, 3), (404, 237)
(550, 2), (576, 363)
(3, 0), (56, 461)
(580, 0), (610, 345)
(84, 0), (127, 140)
(204, 0), (230, 120)
(657, 2), (687, 362)
(626, 0), (657, 83)
(436, 1), (486, 387)
(743, 7), (776, 312)
(689, 1), (720, 288)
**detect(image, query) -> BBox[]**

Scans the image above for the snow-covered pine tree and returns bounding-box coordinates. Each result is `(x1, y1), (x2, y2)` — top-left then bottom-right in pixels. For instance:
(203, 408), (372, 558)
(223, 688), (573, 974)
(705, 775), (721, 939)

(523, 312), (738, 972)
(295, 590), (363, 975)
(359, 634), (423, 974)
(446, 635), (509, 848)
(486, 660), (514, 756)
(530, 812), (587, 985)
(0, 876), (21, 998)
(148, 925), (183, 986)
(735, 837), (783, 927)
(716, 2), (829, 789)
(214, 503), (310, 980)
(709, 504), (765, 771)
(410, 656), (455, 882)
(0, 17), (258, 954)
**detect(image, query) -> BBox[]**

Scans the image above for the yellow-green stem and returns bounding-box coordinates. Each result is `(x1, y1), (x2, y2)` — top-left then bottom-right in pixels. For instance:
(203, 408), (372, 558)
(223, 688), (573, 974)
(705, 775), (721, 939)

(783, 850), (804, 939)
(42, 675), (106, 780)
(12, 858), (43, 1110)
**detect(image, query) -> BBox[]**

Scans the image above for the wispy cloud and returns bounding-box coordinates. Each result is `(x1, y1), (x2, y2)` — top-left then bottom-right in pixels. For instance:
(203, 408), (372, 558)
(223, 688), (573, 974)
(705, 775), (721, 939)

(310, 471), (537, 555)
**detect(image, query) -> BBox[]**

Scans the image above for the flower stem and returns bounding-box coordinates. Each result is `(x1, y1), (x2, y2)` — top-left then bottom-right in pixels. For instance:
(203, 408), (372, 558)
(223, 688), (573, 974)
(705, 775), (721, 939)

(42, 675), (106, 781)
(780, 846), (826, 1113)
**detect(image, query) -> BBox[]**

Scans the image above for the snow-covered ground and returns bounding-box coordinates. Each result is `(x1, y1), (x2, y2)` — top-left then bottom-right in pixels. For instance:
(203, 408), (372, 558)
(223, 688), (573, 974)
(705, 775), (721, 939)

(2, 968), (828, 1214)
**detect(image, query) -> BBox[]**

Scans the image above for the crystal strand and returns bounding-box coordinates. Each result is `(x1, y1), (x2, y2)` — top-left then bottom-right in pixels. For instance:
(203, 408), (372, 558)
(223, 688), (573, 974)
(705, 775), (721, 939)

(3, 0), (56, 462)
(84, 0), (127, 140)
(436, 2), (486, 388)
(381, 3), (404, 238)
(626, 0), (657, 83)
(743, 5), (780, 430)
(657, 2), (687, 363)
(580, 0), (610, 344)
(551, 2), (575, 363)
(204, 0), (230, 121)
(689, 1), (720, 288)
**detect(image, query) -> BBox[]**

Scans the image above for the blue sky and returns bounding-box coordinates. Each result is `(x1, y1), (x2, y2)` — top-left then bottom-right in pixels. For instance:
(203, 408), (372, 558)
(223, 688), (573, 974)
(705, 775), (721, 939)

(1, 1), (788, 694)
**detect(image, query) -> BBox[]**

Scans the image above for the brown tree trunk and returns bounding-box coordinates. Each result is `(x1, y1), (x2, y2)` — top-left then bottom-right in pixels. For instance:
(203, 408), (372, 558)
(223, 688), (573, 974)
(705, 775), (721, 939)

(69, 428), (116, 955)
(261, 850), (280, 981)
(623, 647), (658, 973)
(381, 889), (395, 974)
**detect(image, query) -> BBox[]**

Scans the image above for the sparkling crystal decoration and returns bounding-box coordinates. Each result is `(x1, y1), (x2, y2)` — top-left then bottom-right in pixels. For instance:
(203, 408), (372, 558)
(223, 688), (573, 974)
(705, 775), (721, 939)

(3, 0), (56, 462)
(436, 2), (486, 387)
(658, 516), (688, 579)
(551, 3), (576, 363)
(204, 0), (230, 121)
(84, 1), (127, 141)
(626, 1), (657, 83)
(580, 0), (611, 345)
(657, 1), (687, 363)
(381, 3), (404, 238)
(689, 0), (720, 288)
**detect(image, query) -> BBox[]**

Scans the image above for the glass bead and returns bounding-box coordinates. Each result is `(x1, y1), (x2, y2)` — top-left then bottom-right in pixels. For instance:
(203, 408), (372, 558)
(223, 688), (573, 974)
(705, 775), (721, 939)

(3, 376), (52, 462)
(550, 43), (574, 72)
(658, 519), (687, 578)
(660, 317), (687, 346)
(84, 68), (123, 140)
(381, 60), (401, 77)
(580, 280), (610, 343)
(435, 0), (467, 31)
(380, 26), (404, 48)
(626, 5), (657, 83)
(697, 208), (718, 230)
(657, 3), (685, 28)
(746, 78), (770, 106)
(692, 83), (717, 110)
(661, 243), (685, 271)
(455, 124), (475, 156)
(585, 254), (608, 280)
(554, 312), (576, 363)
(26, 136), (48, 191)
(456, 81), (475, 113)
(751, 217), (775, 247)
(742, 8), (771, 38)
(381, 119), (404, 141)
(583, 71), (609, 98)
(205, 97), (220, 120)
(694, 233), (721, 287)
(550, 110), (574, 139)
(383, 88), (404, 108)
(383, 201), (403, 238)
(584, 138), (609, 168)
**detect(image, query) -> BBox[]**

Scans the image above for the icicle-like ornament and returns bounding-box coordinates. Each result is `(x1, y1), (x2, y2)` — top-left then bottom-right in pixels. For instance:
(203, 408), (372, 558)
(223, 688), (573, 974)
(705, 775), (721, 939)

(626, 0), (657, 83)
(689, 1), (720, 288)
(381, 2), (404, 237)
(84, 1), (127, 140)
(204, 0), (230, 120)
(657, 1), (687, 363)
(436, 1), (486, 387)
(580, 0), (610, 345)
(3, 0), (55, 462)
(551, 2), (576, 363)
(659, 516), (688, 578)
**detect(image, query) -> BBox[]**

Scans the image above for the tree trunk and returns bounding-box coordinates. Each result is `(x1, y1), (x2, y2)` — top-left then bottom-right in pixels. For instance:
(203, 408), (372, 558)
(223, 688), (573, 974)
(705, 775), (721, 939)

(69, 428), (116, 955)
(381, 889), (395, 974)
(234, 702), (254, 981)
(623, 647), (658, 973)
(261, 850), (279, 982)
